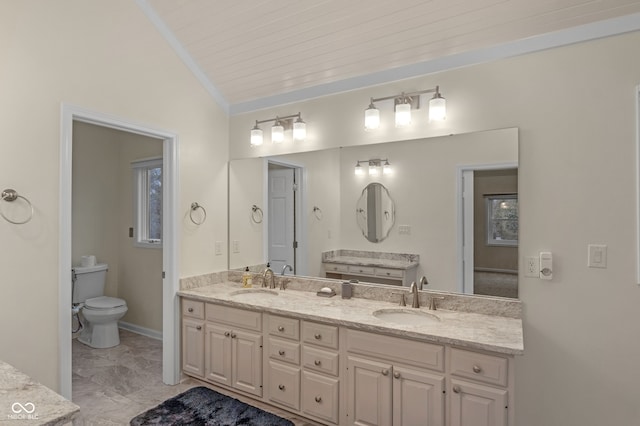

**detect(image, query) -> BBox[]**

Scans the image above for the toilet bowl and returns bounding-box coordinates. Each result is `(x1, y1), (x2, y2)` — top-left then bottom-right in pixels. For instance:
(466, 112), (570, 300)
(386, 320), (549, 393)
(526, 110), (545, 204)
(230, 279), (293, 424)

(78, 296), (128, 349)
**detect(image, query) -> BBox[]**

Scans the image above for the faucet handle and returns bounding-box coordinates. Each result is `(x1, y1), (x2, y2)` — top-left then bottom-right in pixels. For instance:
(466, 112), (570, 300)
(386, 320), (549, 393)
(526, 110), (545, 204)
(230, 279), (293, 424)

(392, 292), (406, 306)
(428, 296), (445, 311)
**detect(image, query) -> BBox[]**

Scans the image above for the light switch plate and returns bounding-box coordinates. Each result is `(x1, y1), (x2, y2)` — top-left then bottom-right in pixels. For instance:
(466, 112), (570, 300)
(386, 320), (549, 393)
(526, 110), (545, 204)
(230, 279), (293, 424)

(215, 241), (222, 255)
(588, 244), (607, 268)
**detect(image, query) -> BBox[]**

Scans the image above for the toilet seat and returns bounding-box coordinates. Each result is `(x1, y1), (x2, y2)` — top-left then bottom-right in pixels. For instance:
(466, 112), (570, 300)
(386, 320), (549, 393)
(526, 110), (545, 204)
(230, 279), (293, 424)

(84, 296), (127, 310)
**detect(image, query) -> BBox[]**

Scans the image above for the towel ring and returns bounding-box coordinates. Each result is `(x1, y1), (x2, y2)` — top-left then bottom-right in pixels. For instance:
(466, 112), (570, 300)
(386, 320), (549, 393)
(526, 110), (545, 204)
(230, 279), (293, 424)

(313, 206), (323, 220)
(1, 189), (33, 225)
(189, 202), (207, 225)
(251, 205), (263, 224)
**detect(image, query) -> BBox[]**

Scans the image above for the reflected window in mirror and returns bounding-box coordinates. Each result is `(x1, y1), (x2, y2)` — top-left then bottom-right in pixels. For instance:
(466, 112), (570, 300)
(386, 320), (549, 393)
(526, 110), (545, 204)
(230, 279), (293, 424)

(485, 194), (518, 246)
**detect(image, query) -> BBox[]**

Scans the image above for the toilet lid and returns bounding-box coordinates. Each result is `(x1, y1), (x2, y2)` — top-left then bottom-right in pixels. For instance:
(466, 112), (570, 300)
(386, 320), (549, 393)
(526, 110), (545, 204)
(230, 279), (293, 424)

(85, 296), (126, 309)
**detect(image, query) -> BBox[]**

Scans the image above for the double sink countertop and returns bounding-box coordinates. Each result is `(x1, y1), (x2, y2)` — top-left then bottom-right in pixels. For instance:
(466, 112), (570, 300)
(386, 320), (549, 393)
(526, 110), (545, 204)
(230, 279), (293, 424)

(178, 282), (524, 356)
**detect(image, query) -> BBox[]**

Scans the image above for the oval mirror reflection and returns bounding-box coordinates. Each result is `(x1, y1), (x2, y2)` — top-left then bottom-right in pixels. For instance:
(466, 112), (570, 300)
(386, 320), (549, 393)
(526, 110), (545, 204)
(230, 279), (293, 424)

(356, 182), (395, 243)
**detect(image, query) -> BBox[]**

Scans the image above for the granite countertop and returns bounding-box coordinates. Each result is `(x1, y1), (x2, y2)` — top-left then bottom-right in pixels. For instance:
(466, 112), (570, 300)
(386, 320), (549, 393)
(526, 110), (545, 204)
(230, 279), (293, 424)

(322, 255), (418, 270)
(0, 360), (79, 425)
(178, 282), (524, 356)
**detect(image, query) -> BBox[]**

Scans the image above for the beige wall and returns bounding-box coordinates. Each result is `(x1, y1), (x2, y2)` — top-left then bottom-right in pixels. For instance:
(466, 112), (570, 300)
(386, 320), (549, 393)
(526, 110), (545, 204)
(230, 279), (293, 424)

(0, 0), (228, 390)
(230, 32), (640, 426)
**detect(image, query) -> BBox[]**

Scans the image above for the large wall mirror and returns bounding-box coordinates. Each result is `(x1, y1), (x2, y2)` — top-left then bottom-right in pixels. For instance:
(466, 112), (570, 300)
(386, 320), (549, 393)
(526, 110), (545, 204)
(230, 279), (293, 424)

(228, 128), (518, 298)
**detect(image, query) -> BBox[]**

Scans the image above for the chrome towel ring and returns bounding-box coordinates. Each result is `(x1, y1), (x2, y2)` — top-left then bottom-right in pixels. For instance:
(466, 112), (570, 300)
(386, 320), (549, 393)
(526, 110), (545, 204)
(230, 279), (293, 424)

(251, 205), (263, 223)
(313, 206), (323, 220)
(189, 202), (207, 225)
(1, 189), (33, 225)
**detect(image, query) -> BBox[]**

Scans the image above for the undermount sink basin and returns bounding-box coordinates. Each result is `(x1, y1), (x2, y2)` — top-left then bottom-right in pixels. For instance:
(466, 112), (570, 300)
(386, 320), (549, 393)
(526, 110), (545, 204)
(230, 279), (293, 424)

(372, 308), (440, 325)
(229, 288), (279, 298)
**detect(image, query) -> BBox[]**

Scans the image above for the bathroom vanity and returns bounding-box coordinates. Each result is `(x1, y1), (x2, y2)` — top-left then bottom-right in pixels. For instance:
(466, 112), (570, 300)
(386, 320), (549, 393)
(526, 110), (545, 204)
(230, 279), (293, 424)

(322, 250), (419, 287)
(178, 277), (523, 426)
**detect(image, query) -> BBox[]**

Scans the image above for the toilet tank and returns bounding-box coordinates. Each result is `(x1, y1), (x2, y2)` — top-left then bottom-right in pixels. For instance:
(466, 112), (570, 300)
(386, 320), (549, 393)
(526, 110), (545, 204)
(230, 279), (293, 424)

(72, 263), (108, 304)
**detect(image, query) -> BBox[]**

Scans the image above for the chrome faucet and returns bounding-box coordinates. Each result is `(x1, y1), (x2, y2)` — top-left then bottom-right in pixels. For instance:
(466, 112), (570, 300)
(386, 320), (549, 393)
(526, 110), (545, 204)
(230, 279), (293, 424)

(282, 264), (293, 275)
(419, 276), (428, 289)
(262, 264), (275, 289)
(409, 281), (420, 308)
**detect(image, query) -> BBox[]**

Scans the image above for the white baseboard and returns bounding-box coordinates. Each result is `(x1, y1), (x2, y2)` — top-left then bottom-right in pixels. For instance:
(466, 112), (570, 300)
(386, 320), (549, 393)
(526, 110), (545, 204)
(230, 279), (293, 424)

(119, 321), (162, 341)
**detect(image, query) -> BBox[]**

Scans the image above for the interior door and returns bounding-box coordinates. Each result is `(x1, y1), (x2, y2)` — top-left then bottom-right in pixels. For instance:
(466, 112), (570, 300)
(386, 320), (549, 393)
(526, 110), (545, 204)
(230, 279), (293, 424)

(268, 167), (295, 273)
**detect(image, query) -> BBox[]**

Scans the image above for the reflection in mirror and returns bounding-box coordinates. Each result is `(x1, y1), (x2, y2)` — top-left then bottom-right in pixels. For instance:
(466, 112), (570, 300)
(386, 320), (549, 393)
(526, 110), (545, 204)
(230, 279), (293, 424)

(356, 183), (395, 243)
(228, 128), (518, 298)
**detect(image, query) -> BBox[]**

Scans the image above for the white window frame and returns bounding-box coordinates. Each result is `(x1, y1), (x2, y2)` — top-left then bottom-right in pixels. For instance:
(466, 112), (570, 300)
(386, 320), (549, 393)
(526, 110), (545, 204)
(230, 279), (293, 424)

(132, 156), (163, 248)
(485, 194), (518, 246)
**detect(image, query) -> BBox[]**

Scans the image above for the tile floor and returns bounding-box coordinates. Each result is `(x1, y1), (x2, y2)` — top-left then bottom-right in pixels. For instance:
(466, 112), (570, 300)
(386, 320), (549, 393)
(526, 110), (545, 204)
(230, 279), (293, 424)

(72, 329), (320, 425)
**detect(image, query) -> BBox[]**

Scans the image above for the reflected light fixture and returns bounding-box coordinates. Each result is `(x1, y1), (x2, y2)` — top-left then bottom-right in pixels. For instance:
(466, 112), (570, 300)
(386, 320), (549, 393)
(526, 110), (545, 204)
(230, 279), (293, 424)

(249, 112), (306, 146)
(364, 86), (446, 130)
(354, 161), (364, 176)
(354, 159), (391, 176)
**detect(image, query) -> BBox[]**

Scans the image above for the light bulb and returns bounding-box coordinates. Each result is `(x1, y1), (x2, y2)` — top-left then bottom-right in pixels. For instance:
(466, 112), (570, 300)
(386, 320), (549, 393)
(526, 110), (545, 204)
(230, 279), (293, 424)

(293, 116), (306, 141)
(272, 121), (284, 143)
(369, 162), (379, 176)
(364, 103), (380, 130)
(354, 162), (364, 176)
(383, 160), (392, 175)
(250, 124), (263, 146)
(429, 91), (446, 121)
(395, 102), (411, 127)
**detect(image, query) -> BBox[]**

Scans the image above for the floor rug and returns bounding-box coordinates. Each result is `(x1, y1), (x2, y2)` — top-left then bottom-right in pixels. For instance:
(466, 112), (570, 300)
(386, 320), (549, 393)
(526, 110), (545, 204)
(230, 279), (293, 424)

(130, 386), (294, 426)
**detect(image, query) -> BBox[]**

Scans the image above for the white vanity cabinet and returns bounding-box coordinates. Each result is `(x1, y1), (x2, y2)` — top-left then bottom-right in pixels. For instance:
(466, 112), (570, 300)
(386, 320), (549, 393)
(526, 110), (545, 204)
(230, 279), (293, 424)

(323, 262), (417, 287)
(345, 329), (445, 426)
(203, 304), (263, 397)
(181, 299), (205, 378)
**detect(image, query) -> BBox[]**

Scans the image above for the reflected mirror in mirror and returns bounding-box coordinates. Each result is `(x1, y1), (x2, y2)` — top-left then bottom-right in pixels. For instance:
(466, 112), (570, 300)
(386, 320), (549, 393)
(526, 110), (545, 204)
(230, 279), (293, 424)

(356, 182), (395, 243)
(228, 128), (518, 298)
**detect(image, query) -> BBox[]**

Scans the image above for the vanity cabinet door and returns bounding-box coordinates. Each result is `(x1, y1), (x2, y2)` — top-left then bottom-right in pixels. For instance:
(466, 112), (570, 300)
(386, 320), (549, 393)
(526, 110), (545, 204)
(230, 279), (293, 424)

(204, 323), (232, 386)
(347, 356), (392, 426)
(231, 328), (263, 397)
(392, 365), (444, 426)
(182, 318), (204, 378)
(449, 379), (508, 426)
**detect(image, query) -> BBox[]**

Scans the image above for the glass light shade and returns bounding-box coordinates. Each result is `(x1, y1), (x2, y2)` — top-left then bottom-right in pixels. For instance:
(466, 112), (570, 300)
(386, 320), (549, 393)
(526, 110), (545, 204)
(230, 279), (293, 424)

(293, 118), (306, 141)
(364, 104), (380, 130)
(250, 127), (263, 146)
(354, 162), (364, 176)
(395, 102), (411, 127)
(429, 95), (446, 121)
(272, 123), (284, 143)
(383, 161), (392, 175)
(368, 162), (379, 176)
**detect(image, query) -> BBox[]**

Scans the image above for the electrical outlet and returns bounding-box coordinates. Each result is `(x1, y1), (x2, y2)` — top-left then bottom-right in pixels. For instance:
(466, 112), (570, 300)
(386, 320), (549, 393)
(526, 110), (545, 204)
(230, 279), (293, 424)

(214, 241), (222, 255)
(232, 240), (240, 253)
(524, 256), (539, 278)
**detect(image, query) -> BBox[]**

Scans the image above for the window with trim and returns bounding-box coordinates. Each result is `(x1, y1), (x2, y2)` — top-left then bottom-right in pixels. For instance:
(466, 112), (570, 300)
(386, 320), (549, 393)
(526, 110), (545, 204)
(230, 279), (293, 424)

(485, 194), (518, 246)
(132, 157), (162, 248)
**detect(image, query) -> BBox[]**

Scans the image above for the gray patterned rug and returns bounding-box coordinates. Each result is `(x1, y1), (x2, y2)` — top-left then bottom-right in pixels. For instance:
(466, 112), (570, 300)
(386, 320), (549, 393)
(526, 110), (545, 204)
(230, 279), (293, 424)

(130, 386), (294, 425)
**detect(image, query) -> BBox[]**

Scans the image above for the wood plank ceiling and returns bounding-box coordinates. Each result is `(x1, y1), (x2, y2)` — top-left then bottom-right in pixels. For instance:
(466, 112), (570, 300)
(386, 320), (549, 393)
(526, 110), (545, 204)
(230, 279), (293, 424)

(146, 0), (640, 109)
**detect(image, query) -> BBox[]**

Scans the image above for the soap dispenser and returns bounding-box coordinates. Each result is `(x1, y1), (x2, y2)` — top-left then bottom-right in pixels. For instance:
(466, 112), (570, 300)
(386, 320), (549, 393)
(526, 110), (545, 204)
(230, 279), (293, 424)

(242, 266), (252, 288)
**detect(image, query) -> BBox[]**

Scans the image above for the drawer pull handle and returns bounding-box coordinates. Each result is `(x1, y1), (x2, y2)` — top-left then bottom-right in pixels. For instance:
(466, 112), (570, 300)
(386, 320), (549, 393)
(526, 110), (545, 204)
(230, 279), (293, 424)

(279, 350), (285, 356)
(196, 325), (202, 330)
(187, 307), (194, 312)
(278, 326), (285, 332)
(472, 365), (482, 374)
(314, 360), (322, 366)
(278, 384), (285, 391)
(224, 331), (230, 337)
(314, 333), (322, 340)
(315, 396), (322, 403)
(453, 385), (461, 394)
(393, 372), (401, 379)
(381, 369), (389, 376)
(230, 332), (237, 338)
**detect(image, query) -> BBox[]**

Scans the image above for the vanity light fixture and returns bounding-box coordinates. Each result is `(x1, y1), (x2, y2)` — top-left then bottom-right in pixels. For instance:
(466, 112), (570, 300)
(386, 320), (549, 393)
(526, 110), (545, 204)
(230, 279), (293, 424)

(364, 86), (446, 130)
(249, 112), (306, 146)
(354, 159), (391, 176)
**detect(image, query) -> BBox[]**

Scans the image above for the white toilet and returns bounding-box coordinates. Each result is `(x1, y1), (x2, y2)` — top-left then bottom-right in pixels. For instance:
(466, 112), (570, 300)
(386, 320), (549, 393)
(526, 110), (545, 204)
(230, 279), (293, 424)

(72, 263), (128, 349)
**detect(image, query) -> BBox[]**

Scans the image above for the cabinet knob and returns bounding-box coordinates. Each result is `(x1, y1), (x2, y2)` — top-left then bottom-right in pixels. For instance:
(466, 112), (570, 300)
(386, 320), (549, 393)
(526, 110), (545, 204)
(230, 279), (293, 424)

(278, 326), (285, 332)
(314, 360), (322, 366)
(314, 333), (322, 340)
(230, 332), (237, 338)
(187, 307), (194, 312)
(224, 331), (230, 337)
(278, 384), (286, 391)
(393, 372), (401, 379)
(315, 396), (322, 403)
(279, 350), (285, 356)
(381, 369), (389, 376)
(452, 385), (461, 394)
(196, 325), (202, 330)
(472, 365), (482, 374)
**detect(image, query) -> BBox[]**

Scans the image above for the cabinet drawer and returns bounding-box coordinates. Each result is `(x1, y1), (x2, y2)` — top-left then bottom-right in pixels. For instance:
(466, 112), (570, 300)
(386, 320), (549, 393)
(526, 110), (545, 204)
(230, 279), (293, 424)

(302, 371), (340, 425)
(302, 321), (339, 349)
(268, 361), (300, 410)
(269, 337), (300, 365)
(324, 263), (348, 273)
(346, 329), (444, 372)
(205, 304), (262, 331)
(268, 315), (300, 340)
(182, 299), (204, 319)
(302, 346), (339, 376)
(450, 348), (508, 387)
(348, 265), (375, 275)
(376, 267), (404, 279)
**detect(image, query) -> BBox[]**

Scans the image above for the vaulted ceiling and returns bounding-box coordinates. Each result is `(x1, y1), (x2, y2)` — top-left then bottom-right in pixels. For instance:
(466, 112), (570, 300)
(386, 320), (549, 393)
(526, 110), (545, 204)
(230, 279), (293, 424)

(140, 0), (640, 113)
